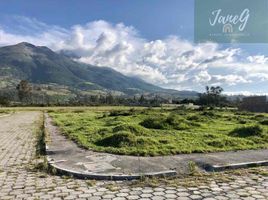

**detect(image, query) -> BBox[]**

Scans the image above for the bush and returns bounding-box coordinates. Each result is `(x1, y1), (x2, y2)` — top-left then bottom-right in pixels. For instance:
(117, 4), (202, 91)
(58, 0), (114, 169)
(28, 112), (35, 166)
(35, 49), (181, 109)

(140, 117), (168, 129)
(235, 111), (254, 116)
(140, 114), (192, 130)
(0, 96), (10, 106)
(136, 137), (158, 146)
(238, 119), (248, 124)
(201, 111), (216, 117)
(95, 131), (136, 147)
(187, 115), (200, 121)
(175, 122), (190, 130)
(166, 114), (180, 125)
(187, 115), (205, 122)
(206, 138), (238, 148)
(260, 120), (268, 125)
(113, 124), (148, 136)
(196, 106), (207, 111)
(230, 125), (263, 137)
(254, 114), (266, 119)
(109, 110), (132, 116)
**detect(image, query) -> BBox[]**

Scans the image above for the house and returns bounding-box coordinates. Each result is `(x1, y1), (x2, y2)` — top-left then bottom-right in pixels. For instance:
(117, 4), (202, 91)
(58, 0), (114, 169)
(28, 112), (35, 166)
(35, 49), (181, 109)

(239, 96), (268, 113)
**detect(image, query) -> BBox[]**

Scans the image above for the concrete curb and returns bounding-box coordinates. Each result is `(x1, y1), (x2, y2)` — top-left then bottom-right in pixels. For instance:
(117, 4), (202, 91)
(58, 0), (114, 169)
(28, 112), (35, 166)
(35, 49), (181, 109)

(47, 157), (176, 180)
(44, 126), (177, 180)
(45, 146), (177, 180)
(202, 160), (268, 172)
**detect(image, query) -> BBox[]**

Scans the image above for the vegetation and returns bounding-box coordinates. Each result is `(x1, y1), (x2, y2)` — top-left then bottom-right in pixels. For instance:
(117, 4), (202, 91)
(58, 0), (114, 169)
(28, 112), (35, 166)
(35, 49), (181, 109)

(197, 86), (227, 107)
(16, 80), (32, 104)
(49, 107), (268, 156)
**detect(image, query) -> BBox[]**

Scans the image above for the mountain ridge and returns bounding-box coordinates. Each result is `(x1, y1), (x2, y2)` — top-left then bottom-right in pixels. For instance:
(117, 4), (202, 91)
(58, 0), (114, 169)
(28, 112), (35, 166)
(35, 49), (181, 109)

(0, 42), (198, 98)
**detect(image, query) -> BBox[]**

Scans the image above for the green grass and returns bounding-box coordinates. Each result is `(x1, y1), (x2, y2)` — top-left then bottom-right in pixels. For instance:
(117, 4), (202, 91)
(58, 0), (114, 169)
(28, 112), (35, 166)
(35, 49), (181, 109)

(0, 110), (11, 115)
(49, 107), (268, 156)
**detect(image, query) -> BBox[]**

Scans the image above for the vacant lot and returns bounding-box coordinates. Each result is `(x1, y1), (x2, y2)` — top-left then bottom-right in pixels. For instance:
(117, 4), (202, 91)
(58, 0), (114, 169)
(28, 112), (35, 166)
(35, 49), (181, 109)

(49, 107), (268, 156)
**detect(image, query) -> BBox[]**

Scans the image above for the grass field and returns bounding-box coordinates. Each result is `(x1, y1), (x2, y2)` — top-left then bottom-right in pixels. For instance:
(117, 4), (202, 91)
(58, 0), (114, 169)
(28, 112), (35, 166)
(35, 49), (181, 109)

(49, 107), (268, 156)
(0, 109), (11, 116)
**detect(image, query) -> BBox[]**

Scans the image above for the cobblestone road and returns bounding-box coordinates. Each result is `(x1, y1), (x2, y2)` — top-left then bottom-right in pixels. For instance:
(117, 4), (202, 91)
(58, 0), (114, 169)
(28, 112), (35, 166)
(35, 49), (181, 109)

(0, 111), (267, 200)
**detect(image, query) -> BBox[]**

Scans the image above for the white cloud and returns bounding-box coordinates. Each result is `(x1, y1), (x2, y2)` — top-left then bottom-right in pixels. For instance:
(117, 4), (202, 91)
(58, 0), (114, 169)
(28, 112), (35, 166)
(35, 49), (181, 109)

(224, 91), (268, 96)
(194, 71), (211, 84)
(212, 75), (250, 86)
(247, 55), (268, 64)
(0, 16), (268, 92)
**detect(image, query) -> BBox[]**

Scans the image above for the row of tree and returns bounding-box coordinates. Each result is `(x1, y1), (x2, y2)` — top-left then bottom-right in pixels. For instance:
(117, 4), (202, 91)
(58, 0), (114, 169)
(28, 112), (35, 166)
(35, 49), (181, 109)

(0, 80), (164, 107)
(0, 80), (230, 107)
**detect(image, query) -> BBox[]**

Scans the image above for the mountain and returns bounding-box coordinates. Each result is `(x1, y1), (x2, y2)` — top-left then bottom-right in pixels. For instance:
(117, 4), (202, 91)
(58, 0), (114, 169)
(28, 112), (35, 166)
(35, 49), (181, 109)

(0, 42), (198, 97)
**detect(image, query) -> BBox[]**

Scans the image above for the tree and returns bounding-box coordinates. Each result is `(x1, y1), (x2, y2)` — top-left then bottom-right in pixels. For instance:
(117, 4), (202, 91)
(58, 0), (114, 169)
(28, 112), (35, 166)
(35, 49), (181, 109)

(0, 96), (10, 106)
(106, 93), (115, 105)
(16, 80), (32, 104)
(139, 94), (146, 105)
(198, 86), (225, 107)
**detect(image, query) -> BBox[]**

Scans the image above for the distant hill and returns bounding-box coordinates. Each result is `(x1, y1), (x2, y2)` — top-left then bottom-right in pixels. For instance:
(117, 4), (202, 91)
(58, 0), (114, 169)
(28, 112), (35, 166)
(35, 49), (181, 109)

(0, 42), (198, 98)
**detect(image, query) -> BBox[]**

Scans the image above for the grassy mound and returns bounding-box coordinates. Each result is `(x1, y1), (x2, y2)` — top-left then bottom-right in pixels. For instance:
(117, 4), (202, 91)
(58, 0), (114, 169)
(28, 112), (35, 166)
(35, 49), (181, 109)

(230, 125), (263, 137)
(95, 131), (136, 148)
(140, 114), (198, 130)
(260, 120), (268, 125)
(140, 116), (169, 130)
(112, 124), (148, 136)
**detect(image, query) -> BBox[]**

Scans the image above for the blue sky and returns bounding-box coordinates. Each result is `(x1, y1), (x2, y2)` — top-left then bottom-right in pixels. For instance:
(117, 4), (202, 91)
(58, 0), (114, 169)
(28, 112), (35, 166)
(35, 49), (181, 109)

(0, 0), (268, 94)
(0, 0), (194, 40)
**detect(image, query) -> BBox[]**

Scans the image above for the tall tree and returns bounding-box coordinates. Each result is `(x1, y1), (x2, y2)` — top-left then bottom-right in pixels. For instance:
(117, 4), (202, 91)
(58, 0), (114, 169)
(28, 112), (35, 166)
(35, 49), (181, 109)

(199, 86), (224, 107)
(16, 80), (32, 104)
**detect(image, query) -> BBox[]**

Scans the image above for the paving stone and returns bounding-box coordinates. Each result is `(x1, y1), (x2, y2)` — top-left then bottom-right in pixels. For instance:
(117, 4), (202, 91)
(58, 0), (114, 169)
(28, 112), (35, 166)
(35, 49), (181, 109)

(165, 193), (177, 198)
(178, 192), (190, 197)
(153, 191), (165, 196)
(116, 192), (129, 197)
(165, 189), (176, 194)
(140, 193), (153, 198)
(151, 196), (165, 200)
(190, 194), (203, 199)
(102, 194), (116, 199)
(176, 197), (191, 200)
(126, 195), (140, 200)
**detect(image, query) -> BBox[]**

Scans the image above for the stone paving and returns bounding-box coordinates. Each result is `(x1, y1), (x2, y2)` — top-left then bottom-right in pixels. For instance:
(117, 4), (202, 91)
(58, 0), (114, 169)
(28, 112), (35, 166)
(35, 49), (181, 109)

(0, 111), (267, 200)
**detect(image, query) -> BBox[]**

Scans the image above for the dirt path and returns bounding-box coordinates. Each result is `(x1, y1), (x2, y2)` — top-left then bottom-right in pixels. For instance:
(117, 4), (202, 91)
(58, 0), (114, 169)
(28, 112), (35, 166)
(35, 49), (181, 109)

(0, 112), (267, 199)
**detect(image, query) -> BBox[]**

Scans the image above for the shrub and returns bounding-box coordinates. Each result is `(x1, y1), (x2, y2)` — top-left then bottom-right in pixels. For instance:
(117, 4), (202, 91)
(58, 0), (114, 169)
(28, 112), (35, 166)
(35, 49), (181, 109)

(140, 117), (168, 129)
(235, 111), (254, 116)
(136, 137), (158, 146)
(166, 114), (180, 125)
(95, 131), (136, 147)
(196, 106), (207, 111)
(187, 115), (205, 122)
(140, 114), (192, 130)
(201, 111), (216, 117)
(260, 120), (268, 125)
(254, 114), (266, 119)
(175, 122), (190, 130)
(230, 125), (263, 137)
(238, 119), (248, 124)
(109, 110), (132, 117)
(166, 114), (190, 130)
(113, 124), (148, 136)
(187, 115), (200, 121)
(206, 138), (238, 148)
